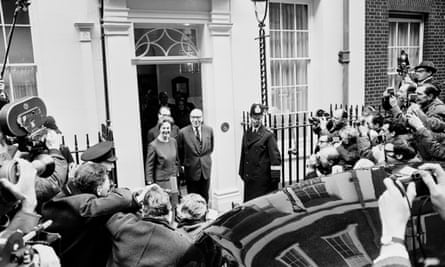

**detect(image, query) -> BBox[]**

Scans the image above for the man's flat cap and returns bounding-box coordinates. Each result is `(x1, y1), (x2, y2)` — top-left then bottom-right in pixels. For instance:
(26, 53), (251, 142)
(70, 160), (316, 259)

(81, 141), (116, 163)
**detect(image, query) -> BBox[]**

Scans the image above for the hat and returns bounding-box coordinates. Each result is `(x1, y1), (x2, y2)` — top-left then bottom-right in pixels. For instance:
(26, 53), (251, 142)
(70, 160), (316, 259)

(43, 116), (61, 134)
(414, 61), (437, 74)
(250, 103), (265, 116)
(81, 141), (116, 163)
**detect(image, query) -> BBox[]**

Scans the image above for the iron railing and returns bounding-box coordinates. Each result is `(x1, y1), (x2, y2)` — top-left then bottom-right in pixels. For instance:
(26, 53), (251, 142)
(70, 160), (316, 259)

(241, 104), (365, 186)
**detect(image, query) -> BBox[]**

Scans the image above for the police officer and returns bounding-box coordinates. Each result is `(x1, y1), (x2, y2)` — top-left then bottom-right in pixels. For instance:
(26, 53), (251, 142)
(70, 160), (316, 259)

(81, 141), (116, 169)
(239, 104), (281, 202)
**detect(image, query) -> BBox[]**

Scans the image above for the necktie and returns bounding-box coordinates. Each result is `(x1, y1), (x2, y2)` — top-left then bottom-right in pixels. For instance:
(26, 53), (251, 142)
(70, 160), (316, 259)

(195, 127), (201, 142)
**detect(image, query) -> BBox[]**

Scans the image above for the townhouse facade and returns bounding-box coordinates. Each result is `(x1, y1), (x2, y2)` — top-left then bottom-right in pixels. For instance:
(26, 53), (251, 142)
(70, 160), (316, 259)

(3, 0), (444, 210)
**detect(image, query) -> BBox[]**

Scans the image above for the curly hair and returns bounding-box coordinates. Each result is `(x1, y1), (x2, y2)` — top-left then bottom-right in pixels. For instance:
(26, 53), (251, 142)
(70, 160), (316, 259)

(72, 162), (108, 194)
(177, 193), (207, 220)
(142, 184), (171, 217)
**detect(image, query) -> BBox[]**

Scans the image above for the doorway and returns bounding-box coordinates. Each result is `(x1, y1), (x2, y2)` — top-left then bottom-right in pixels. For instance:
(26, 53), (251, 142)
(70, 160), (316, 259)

(137, 63), (202, 162)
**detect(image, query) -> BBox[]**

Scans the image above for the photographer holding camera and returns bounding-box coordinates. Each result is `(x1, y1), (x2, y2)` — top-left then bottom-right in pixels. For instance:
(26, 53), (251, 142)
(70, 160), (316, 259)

(373, 163), (445, 267)
(387, 83), (445, 134)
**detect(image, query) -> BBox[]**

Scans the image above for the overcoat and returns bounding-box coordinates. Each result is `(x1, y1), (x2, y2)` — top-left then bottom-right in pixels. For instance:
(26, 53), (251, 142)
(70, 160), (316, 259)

(41, 184), (138, 267)
(239, 125), (281, 201)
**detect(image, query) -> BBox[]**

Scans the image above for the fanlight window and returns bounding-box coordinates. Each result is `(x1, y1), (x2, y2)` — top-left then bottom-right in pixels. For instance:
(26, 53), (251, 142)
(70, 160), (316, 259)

(134, 28), (199, 58)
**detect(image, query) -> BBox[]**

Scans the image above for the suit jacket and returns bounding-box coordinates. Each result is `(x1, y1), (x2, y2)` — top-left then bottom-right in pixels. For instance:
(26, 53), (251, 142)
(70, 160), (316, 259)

(106, 213), (192, 267)
(177, 125), (214, 181)
(41, 184), (139, 267)
(239, 125), (281, 201)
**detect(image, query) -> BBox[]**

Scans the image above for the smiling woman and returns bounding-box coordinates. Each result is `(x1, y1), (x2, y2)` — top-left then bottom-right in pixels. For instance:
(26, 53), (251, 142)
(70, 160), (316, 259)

(145, 118), (180, 212)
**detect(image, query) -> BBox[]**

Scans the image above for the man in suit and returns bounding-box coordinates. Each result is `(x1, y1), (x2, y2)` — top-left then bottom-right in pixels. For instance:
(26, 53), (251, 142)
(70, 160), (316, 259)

(239, 103), (281, 202)
(177, 108), (214, 201)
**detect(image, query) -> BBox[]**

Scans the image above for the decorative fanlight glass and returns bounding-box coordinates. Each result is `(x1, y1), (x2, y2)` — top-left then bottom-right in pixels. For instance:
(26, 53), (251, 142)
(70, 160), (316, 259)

(134, 28), (201, 73)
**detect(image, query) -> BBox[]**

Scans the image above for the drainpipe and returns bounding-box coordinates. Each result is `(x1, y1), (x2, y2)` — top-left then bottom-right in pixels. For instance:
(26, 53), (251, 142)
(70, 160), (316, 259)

(99, 0), (111, 126)
(338, 0), (350, 105)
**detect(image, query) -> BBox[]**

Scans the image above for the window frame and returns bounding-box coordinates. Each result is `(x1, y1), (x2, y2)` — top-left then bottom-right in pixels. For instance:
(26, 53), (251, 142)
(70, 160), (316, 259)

(387, 17), (424, 89)
(0, 0), (37, 100)
(268, 0), (312, 115)
(276, 243), (317, 267)
(321, 224), (372, 267)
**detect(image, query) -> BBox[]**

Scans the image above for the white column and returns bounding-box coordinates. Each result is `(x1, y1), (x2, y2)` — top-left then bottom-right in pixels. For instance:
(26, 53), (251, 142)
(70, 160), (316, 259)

(205, 2), (242, 211)
(74, 22), (101, 138)
(103, 20), (144, 188)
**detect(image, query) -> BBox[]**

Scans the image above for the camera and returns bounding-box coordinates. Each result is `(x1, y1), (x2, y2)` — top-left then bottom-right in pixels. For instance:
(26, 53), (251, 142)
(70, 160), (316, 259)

(408, 93), (417, 103)
(0, 96), (55, 183)
(397, 170), (436, 197)
(387, 87), (395, 96)
(309, 109), (330, 125)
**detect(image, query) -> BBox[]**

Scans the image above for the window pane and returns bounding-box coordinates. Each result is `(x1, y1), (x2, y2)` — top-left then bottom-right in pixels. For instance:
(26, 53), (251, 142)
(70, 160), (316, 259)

(269, 3), (280, 30)
(295, 60), (307, 84)
(7, 65), (37, 99)
(282, 32), (295, 58)
(388, 74), (397, 88)
(409, 23), (420, 46)
(388, 48), (399, 71)
(295, 5), (308, 30)
(397, 22), (408, 46)
(408, 48), (419, 66)
(281, 4), (295, 30)
(389, 22), (396, 46)
(6, 27), (34, 63)
(271, 60), (281, 86)
(270, 31), (281, 58)
(296, 32), (308, 57)
(296, 87), (308, 111)
(2, 0), (30, 25)
(281, 61), (295, 86)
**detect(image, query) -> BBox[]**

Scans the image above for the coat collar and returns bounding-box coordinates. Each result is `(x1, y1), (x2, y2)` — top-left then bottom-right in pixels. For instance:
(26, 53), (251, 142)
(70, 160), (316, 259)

(422, 97), (443, 112)
(246, 125), (266, 147)
(142, 216), (174, 230)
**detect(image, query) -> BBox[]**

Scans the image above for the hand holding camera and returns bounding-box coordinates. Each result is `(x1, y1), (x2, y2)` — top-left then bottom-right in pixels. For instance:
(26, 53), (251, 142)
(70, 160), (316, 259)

(417, 163), (445, 220)
(406, 113), (424, 130)
(0, 159), (37, 212)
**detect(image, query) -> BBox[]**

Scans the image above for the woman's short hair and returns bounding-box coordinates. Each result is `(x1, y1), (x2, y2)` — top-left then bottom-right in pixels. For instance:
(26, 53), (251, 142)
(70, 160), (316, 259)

(72, 162), (108, 194)
(177, 193), (207, 220)
(157, 117), (173, 129)
(143, 184), (171, 217)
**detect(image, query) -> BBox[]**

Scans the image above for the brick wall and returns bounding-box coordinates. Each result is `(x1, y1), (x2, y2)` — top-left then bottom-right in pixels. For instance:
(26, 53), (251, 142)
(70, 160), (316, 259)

(365, 0), (389, 107)
(365, 0), (445, 107)
(422, 1), (445, 98)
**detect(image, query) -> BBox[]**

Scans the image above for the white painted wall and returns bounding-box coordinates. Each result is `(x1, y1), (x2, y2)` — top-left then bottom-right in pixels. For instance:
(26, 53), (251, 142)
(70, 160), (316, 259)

(29, 0), (106, 148)
(349, 0), (366, 107)
(230, 0), (265, 204)
(127, 0), (210, 12)
(309, 0), (344, 111)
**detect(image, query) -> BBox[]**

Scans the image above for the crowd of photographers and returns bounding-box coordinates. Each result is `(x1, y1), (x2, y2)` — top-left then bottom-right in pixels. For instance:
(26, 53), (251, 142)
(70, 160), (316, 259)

(307, 60), (445, 266)
(307, 61), (445, 178)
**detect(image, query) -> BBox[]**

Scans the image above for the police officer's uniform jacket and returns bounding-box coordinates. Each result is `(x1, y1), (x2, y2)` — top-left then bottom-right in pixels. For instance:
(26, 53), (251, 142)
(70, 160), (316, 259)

(239, 125), (281, 202)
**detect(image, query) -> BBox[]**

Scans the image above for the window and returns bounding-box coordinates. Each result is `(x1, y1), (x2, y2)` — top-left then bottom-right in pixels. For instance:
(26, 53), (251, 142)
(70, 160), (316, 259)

(134, 28), (199, 58)
(387, 18), (423, 88)
(277, 243), (318, 267)
(289, 177), (329, 203)
(322, 224), (372, 267)
(0, 0), (37, 100)
(269, 2), (309, 114)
